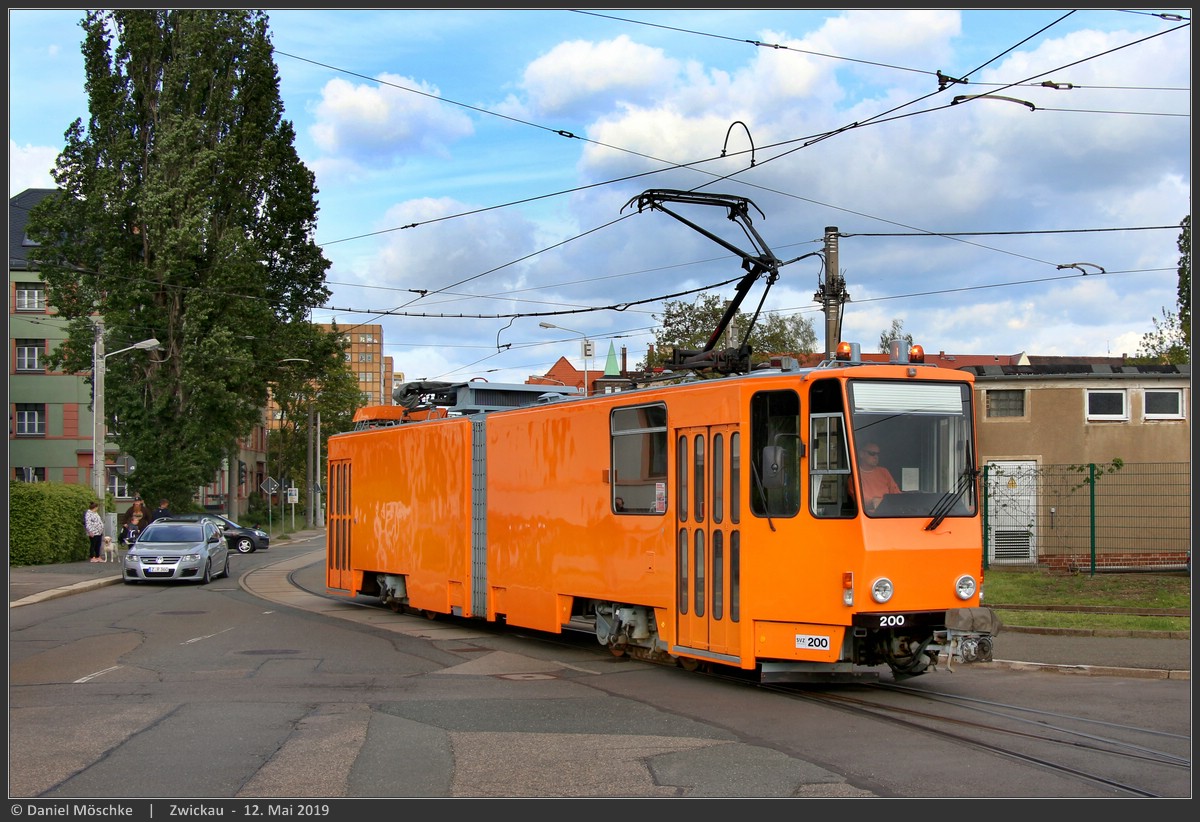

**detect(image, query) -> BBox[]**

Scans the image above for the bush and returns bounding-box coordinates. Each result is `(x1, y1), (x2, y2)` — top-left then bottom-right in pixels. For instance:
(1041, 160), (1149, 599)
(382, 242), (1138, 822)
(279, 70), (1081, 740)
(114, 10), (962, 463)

(9, 481), (98, 565)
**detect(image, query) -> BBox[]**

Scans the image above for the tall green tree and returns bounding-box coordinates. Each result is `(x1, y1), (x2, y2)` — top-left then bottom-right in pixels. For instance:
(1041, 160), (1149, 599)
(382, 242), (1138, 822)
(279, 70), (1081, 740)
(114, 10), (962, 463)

(640, 293), (817, 371)
(1132, 215), (1190, 365)
(28, 10), (331, 507)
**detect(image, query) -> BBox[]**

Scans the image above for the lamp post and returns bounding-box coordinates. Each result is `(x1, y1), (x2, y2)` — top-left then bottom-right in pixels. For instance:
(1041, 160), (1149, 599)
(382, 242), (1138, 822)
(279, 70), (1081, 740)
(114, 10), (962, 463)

(92, 324), (161, 513)
(539, 321), (592, 396)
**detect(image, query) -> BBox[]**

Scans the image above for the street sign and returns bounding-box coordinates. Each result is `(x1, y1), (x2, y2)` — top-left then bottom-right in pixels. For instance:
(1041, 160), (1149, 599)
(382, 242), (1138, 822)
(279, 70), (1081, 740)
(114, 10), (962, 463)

(262, 478), (279, 495)
(313, 482), (323, 494)
(287, 486), (299, 504)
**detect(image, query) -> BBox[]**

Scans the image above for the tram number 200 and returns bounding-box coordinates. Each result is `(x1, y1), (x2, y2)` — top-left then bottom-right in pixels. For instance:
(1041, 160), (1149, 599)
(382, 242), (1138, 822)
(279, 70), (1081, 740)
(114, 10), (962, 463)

(794, 634), (831, 650)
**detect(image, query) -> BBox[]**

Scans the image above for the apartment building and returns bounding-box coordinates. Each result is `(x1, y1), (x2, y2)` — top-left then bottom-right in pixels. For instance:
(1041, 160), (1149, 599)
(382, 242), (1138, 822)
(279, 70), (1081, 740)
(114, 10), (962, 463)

(319, 322), (394, 406)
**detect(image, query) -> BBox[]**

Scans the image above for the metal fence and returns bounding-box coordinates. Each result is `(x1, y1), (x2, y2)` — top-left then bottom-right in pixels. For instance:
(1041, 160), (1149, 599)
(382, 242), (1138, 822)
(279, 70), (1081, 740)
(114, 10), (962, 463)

(982, 462), (1191, 573)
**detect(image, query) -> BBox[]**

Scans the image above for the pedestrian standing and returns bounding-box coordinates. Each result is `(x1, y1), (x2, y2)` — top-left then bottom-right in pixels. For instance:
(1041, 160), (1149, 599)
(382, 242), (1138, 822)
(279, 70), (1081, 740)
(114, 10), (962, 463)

(148, 498), (173, 524)
(84, 502), (105, 563)
(124, 497), (147, 527)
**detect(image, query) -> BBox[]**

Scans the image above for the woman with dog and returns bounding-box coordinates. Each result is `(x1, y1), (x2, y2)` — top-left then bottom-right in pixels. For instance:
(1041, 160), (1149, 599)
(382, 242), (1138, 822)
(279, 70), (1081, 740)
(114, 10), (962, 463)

(84, 501), (105, 563)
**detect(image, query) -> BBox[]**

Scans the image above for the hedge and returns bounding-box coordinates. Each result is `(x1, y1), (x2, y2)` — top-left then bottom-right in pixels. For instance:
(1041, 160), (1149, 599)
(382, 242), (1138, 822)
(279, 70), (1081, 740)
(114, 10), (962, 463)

(9, 481), (98, 566)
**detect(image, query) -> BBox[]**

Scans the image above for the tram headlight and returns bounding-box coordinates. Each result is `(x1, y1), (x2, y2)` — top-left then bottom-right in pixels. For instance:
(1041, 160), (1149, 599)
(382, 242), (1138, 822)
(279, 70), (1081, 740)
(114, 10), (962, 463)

(870, 577), (894, 604)
(955, 574), (977, 600)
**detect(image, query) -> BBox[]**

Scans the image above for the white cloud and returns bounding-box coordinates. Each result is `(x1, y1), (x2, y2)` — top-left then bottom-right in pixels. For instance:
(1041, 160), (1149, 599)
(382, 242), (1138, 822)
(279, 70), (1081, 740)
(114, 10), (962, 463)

(521, 35), (680, 116)
(9, 142), (59, 197)
(309, 73), (474, 166)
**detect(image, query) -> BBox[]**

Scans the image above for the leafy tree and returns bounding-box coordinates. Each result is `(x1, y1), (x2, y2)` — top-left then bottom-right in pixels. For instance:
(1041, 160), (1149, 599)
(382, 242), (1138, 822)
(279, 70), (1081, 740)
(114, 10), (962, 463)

(267, 322), (363, 507)
(28, 10), (331, 506)
(1178, 214), (1190, 347)
(1132, 215), (1190, 365)
(754, 311), (819, 360)
(640, 293), (816, 371)
(878, 318), (913, 353)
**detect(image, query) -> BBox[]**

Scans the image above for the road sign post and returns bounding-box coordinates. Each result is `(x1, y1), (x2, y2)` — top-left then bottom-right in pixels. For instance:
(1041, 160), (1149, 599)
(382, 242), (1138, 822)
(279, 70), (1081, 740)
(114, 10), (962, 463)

(261, 478), (280, 534)
(287, 485), (298, 530)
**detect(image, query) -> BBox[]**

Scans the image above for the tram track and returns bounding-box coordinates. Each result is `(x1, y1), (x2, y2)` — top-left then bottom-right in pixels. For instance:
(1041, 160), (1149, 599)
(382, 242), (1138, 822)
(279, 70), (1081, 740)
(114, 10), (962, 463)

(276, 562), (1188, 797)
(520, 626), (1190, 797)
(752, 681), (1189, 797)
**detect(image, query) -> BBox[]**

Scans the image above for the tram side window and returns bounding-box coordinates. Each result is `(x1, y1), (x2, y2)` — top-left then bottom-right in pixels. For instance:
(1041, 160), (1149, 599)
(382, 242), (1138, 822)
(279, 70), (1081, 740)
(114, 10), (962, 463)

(810, 413), (854, 518)
(750, 390), (800, 518)
(610, 403), (667, 514)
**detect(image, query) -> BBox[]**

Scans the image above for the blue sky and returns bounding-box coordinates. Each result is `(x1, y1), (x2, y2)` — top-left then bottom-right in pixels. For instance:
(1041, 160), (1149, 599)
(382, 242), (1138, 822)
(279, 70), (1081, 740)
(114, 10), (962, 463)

(8, 9), (1191, 385)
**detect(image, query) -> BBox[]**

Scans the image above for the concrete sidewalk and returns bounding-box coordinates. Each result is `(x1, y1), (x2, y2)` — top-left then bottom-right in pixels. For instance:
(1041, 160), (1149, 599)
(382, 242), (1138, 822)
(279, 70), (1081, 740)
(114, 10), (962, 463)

(8, 531), (1190, 680)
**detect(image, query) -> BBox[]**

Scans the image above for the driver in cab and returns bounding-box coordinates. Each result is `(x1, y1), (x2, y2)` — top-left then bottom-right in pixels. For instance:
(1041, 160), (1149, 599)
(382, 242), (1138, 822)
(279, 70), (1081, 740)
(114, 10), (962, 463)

(856, 441), (900, 514)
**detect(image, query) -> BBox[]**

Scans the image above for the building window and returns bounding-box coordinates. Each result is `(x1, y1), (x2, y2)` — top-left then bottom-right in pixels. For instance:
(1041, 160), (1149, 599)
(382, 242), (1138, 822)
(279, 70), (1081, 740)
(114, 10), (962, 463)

(1086, 389), (1127, 421)
(1145, 388), (1184, 420)
(15, 282), (47, 311)
(985, 389), (1025, 418)
(13, 466), (46, 482)
(15, 339), (44, 372)
(358, 352), (374, 362)
(14, 403), (46, 436)
(360, 370), (376, 383)
(358, 333), (376, 343)
(107, 470), (131, 499)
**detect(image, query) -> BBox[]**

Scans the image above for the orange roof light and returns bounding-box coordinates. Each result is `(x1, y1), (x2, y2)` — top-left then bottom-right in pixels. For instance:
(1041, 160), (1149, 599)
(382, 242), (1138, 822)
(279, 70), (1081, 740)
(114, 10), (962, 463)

(909, 344), (925, 363)
(835, 341), (854, 360)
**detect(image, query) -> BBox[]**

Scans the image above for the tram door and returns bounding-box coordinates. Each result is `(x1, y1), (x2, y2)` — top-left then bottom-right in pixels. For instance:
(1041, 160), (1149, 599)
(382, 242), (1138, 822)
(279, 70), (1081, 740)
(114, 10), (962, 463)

(326, 457), (353, 593)
(675, 424), (741, 661)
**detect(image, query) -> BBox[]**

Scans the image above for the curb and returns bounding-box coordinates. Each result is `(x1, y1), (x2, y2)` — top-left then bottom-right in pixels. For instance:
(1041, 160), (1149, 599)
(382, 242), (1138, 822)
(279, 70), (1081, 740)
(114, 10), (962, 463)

(1002, 625), (1190, 640)
(985, 659), (1189, 681)
(10, 575), (122, 608)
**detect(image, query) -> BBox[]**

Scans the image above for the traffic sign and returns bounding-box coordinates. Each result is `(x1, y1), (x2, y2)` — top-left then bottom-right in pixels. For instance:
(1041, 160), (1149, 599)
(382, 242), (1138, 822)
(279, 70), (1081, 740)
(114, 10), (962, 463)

(287, 486), (299, 504)
(262, 478), (279, 495)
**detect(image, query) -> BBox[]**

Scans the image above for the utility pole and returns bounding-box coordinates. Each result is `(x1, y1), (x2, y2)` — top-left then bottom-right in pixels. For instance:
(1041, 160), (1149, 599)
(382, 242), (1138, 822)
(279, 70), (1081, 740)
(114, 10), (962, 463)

(814, 226), (850, 359)
(305, 400), (314, 528)
(91, 321), (106, 507)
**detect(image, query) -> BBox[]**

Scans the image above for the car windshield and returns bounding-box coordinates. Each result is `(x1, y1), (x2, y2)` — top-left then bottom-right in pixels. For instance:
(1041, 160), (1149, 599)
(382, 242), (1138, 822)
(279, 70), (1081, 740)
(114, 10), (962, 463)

(139, 524), (204, 544)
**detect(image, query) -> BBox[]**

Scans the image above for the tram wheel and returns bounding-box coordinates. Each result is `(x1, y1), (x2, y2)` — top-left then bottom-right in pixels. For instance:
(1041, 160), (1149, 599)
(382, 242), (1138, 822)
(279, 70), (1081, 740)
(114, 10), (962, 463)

(678, 657), (700, 672)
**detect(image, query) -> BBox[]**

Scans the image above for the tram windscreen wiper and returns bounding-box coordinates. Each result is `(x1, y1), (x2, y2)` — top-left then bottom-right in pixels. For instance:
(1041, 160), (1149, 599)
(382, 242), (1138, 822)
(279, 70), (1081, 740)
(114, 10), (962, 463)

(924, 467), (979, 531)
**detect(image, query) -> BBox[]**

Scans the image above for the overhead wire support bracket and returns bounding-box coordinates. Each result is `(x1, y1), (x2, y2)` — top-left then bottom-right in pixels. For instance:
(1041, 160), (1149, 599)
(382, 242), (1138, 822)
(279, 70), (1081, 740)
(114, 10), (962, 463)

(1056, 262), (1106, 275)
(951, 94), (1036, 111)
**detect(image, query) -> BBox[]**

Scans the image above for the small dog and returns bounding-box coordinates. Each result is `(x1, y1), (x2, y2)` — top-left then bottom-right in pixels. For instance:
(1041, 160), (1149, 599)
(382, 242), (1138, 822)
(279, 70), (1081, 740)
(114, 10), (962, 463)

(102, 535), (118, 563)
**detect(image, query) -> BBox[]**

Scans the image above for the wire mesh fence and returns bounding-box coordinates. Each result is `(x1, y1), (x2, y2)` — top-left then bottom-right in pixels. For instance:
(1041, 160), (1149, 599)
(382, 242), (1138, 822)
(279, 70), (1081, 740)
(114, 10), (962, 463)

(982, 462), (1191, 573)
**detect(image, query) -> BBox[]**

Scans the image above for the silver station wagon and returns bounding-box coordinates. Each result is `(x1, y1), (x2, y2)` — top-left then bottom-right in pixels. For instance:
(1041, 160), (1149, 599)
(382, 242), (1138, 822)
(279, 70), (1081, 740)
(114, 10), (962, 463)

(123, 517), (231, 585)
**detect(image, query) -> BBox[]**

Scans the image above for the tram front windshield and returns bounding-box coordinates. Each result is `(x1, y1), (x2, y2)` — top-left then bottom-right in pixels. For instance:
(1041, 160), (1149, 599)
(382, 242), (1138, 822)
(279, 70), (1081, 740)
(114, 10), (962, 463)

(847, 380), (976, 519)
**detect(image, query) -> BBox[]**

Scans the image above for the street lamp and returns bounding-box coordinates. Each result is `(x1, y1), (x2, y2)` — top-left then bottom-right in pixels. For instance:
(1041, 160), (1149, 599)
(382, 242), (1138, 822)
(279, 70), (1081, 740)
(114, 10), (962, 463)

(92, 326), (161, 512)
(539, 321), (592, 396)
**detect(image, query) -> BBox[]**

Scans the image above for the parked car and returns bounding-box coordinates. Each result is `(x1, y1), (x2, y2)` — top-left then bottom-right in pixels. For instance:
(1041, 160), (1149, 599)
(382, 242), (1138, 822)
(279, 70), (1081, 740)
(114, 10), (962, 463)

(124, 517), (230, 585)
(169, 512), (270, 554)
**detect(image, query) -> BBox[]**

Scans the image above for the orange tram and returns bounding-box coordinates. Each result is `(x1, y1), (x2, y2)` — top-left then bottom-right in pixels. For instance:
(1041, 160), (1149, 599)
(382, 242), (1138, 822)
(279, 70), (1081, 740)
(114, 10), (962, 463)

(325, 344), (1000, 683)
